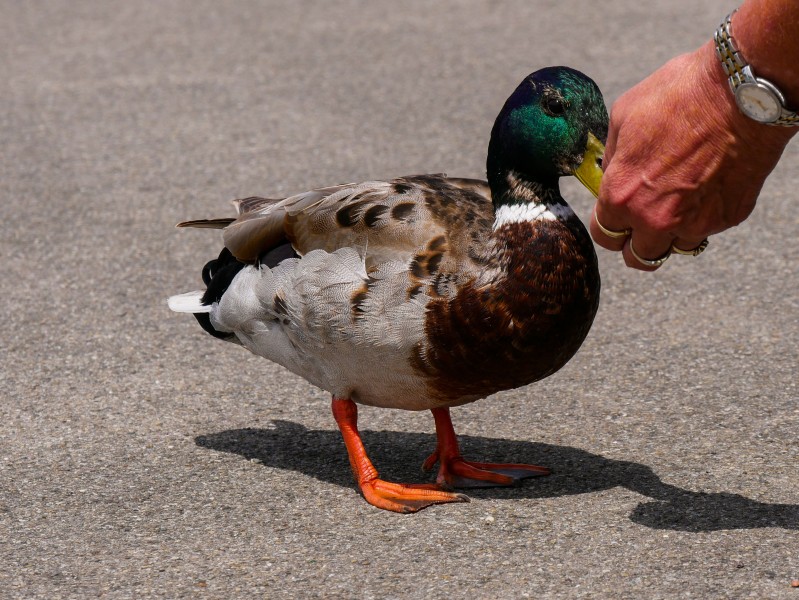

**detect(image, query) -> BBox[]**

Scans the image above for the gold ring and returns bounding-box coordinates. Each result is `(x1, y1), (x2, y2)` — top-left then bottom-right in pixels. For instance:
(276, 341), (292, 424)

(671, 239), (709, 256)
(595, 215), (631, 239)
(629, 240), (670, 268)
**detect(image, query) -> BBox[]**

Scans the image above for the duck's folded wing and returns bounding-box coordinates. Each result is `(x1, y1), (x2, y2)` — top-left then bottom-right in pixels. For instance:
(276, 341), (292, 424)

(181, 175), (494, 272)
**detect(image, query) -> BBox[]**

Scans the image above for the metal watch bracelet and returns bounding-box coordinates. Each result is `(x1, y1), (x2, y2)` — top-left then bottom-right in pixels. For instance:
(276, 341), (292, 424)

(714, 12), (799, 126)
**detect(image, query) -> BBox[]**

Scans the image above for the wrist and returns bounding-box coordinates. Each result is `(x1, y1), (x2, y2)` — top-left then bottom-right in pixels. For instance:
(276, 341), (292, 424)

(697, 39), (796, 145)
(732, 2), (799, 110)
(712, 8), (799, 129)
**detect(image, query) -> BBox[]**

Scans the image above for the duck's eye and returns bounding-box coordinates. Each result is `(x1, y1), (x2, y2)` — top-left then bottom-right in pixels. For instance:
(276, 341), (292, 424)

(543, 96), (568, 117)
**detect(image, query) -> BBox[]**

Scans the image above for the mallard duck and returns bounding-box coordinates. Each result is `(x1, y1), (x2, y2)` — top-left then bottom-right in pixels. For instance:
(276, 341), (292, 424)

(169, 66), (608, 513)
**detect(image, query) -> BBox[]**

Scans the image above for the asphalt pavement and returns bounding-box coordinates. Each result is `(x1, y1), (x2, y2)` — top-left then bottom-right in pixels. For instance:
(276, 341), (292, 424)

(2, 1), (797, 598)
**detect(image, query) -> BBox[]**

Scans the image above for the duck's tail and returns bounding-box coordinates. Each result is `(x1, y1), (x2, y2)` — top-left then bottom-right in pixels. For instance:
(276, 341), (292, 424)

(168, 247), (246, 340)
(167, 291), (209, 313)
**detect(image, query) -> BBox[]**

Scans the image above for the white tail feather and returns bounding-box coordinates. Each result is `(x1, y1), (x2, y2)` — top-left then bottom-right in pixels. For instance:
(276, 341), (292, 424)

(168, 291), (211, 313)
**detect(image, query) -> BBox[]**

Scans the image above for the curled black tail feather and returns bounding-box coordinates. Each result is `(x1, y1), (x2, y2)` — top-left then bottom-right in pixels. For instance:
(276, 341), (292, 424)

(194, 247), (246, 340)
(201, 247), (247, 303)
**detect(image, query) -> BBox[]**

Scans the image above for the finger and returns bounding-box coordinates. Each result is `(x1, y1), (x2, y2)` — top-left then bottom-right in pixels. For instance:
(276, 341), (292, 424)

(590, 205), (630, 251)
(591, 126), (628, 251)
(671, 236), (709, 257)
(622, 231), (673, 272)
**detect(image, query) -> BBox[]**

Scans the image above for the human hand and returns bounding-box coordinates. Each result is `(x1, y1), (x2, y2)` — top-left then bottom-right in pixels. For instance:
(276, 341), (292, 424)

(591, 41), (795, 271)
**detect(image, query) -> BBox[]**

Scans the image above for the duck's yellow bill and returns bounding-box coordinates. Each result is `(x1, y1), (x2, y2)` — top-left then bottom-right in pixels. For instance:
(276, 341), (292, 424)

(573, 132), (605, 198)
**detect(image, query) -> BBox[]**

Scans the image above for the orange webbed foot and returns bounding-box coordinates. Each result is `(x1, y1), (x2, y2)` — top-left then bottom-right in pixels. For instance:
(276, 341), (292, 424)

(424, 408), (551, 489)
(359, 479), (469, 513)
(423, 448), (550, 488)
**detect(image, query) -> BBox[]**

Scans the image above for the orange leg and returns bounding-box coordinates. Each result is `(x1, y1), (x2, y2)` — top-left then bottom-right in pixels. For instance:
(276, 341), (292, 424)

(423, 407), (550, 488)
(331, 397), (469, 513)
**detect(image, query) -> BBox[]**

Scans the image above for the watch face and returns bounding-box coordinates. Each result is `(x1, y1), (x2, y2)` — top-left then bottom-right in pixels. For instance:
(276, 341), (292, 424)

(735, 82), (782, 123)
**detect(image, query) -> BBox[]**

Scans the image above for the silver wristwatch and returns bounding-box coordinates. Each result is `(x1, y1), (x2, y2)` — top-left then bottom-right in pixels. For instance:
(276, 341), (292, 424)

(714, 12), (799, 126)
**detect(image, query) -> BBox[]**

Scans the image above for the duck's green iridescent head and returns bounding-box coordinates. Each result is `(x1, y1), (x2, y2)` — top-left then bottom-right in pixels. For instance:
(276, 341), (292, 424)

(487, 66), (608, 201)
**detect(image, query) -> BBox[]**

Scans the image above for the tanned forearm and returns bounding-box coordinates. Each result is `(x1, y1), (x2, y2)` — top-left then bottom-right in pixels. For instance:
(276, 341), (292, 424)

(735, 0), (799, 107)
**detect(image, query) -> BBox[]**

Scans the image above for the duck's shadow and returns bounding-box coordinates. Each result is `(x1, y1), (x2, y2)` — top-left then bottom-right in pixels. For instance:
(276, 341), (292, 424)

(196, 420), (798, 531)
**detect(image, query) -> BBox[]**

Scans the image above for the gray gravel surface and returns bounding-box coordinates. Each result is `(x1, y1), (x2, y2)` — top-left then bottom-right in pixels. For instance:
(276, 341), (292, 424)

(2, 1), (797, 598)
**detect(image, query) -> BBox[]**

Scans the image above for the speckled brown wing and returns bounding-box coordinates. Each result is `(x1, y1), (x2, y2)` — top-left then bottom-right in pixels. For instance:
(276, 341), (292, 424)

(216, 175), (497, 282)
(214, 185), (346, 262)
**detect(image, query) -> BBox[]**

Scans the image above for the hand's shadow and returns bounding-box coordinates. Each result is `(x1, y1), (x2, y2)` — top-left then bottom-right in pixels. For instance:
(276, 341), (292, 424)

(196, 420), (798, 531)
